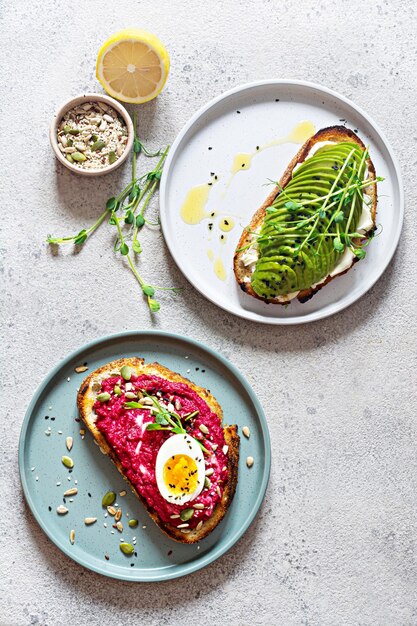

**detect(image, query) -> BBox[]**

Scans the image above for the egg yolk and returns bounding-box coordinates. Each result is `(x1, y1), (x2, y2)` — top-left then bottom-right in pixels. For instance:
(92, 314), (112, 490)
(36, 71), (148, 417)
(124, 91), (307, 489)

(163, 454), (199, 496)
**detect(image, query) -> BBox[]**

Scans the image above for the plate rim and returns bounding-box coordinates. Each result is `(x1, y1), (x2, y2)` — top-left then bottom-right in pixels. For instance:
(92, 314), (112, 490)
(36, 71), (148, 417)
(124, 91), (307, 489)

(160, 78), (404, 325)
(19, 330), (271, 582)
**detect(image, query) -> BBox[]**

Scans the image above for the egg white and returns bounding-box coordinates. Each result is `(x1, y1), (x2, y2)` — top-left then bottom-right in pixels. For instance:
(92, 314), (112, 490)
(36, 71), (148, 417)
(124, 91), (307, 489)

(155, 434), (205, 504)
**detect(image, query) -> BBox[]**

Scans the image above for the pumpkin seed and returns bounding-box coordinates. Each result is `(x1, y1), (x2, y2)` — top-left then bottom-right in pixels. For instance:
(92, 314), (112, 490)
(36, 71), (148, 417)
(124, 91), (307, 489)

(66, 436), (73, 452)
(68, 128), (80, 135)
(102, 491), (116, 507)
(84, 517), (97, 525)
(242, 426), (250, 438)
(108, 151), (117, 164)
(66, 154), (74, 163)
(61, 455), (74, 469)
(128, 519), (138, 528)
(97, 392), (110, 402)
(180, 508), (194, 522)
(120, 542), (134, 555)
(91, 140), (106, 151)
(114, 385), (122, 396)
(69, 529), (75, 544)
(56, 505), (68, 515)
(72, 151), (87, 162)
(120, 365), (132, 381)
(204, 477), (211, 489)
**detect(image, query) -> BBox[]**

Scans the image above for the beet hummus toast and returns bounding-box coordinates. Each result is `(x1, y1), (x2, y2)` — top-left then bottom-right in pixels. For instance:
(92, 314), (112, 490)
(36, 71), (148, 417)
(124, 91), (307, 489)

(77, 357), (239, 543)
(234, 126), (380, 304)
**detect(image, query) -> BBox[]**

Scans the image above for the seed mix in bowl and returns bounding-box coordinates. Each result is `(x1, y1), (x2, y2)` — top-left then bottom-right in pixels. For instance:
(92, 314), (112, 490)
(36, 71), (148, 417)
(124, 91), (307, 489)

(57, 101), (128, 170)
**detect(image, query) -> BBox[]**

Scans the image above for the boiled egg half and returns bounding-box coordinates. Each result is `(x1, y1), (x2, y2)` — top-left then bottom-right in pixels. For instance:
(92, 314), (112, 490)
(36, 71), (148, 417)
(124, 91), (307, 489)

(155, 434), (205, 504)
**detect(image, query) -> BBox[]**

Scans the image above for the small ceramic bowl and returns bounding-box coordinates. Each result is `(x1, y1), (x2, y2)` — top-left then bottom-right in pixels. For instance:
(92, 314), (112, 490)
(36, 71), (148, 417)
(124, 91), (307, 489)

(50, 93), (134, 176)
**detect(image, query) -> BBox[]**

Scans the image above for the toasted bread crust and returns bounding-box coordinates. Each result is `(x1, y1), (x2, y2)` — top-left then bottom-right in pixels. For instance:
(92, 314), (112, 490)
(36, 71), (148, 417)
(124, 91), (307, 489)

(77, 358), (239, 543)
(233, 126), (377, 304)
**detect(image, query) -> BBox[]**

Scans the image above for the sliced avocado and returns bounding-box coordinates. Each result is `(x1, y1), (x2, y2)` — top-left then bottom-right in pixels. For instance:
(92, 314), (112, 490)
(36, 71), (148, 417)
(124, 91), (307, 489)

(251, 142), (367, 298)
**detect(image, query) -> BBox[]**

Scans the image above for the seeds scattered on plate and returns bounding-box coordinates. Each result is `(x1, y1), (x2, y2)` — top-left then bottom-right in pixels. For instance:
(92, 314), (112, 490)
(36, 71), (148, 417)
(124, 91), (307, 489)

(61, 455), (74, 469)
(242, 426), (250, 438)
(102, 491), (116, 507)
(246, 456), (254, 468)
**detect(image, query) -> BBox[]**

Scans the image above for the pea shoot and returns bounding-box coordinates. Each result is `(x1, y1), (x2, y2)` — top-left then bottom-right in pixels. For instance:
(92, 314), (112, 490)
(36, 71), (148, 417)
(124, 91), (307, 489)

(47, 112), (180, 313)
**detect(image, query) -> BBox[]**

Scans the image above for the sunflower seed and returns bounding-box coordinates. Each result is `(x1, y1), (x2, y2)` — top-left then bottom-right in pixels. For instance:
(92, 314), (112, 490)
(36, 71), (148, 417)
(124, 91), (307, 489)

(205, 468), (214, 477)
(107, 506), (117, 516)
(242, 426), (250, 438)
(170, 514), (180, 519)
(64, 487), (78, 497)
(222, 445), (229, 455)
(66, 436), (73, 452)
(199, 424), (209, 435)
(56, 505), (68, 515)
(84, 517), (97, 525)
(177, 523), (189, 528)
(193, 503), (205, 510)
(246, 456), (254, 468)
(74, 365), (88, 373)
(69, 529), (75, 544)
(116, 521), (123, 532)
(196, 520), (203, 531)
(115, 509), (122, 522)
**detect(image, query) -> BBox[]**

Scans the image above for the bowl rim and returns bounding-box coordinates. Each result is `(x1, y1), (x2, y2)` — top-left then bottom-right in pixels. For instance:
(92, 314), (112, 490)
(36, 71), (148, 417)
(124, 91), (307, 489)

(49, 92), (134, 176)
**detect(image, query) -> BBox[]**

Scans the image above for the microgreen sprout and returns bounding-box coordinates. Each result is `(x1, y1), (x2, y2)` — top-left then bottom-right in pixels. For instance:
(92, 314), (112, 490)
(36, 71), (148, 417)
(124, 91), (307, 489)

(124, 392), (209, 453)
(47, 112), (181, 313)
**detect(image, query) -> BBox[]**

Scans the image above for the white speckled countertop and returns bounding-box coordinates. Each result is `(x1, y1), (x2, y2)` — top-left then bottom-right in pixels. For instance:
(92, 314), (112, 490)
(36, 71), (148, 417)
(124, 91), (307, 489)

(1, 0), (417, 624)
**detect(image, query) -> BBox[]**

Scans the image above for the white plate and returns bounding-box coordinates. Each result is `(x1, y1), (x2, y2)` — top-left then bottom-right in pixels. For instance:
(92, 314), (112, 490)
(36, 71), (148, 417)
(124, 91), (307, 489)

(160, 80), (403, 324)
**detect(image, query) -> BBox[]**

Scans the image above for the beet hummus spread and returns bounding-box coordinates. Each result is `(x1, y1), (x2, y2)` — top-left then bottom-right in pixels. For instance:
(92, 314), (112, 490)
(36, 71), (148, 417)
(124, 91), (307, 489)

(94, 374), (228, 529)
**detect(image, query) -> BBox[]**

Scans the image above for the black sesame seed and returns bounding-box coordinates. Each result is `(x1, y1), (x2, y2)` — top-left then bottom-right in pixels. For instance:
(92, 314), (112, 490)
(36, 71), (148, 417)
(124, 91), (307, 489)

(275, 98), (280, 102)
(88, 492), (91, 497)
(236, 110), (241, 114)
(168, 550), (173, 556)
(51, 417), (55, 421)
(195, 367), (199, 371)
(210, 172), (215, 176)
(68, 469), (73, 474)
(208, 147), (212, 150)
(75, 418), (80, 422)
(45, 415), (49, 420)
(130, 563), (134, 567)
(201, 369), (206, 373)
(208, 182), (212, 186)
(256, 146), (259, 150)
(48, 506), (52, 511)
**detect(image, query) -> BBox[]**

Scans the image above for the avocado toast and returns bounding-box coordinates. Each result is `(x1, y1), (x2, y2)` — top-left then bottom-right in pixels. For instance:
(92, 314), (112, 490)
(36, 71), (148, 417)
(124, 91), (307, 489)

(234, 126), (378, 304)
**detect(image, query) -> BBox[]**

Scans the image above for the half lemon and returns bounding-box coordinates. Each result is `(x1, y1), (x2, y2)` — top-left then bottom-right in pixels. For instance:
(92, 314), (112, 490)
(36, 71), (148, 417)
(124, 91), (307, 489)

(96, 29), (170, 104)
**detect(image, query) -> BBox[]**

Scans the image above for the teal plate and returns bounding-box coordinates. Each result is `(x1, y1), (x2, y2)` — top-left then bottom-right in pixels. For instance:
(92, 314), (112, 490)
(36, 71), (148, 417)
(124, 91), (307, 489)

(19, 331), (271, 581)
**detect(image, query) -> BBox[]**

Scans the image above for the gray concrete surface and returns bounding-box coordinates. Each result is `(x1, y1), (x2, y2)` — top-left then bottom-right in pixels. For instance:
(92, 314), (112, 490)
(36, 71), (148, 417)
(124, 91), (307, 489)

(1, 0), (417, 624)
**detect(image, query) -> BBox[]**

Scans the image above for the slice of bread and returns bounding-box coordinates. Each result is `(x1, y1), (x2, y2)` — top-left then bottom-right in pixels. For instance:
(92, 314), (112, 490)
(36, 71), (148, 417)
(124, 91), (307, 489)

(77, 357), (239, 543)
(233, 126), (377, 304)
